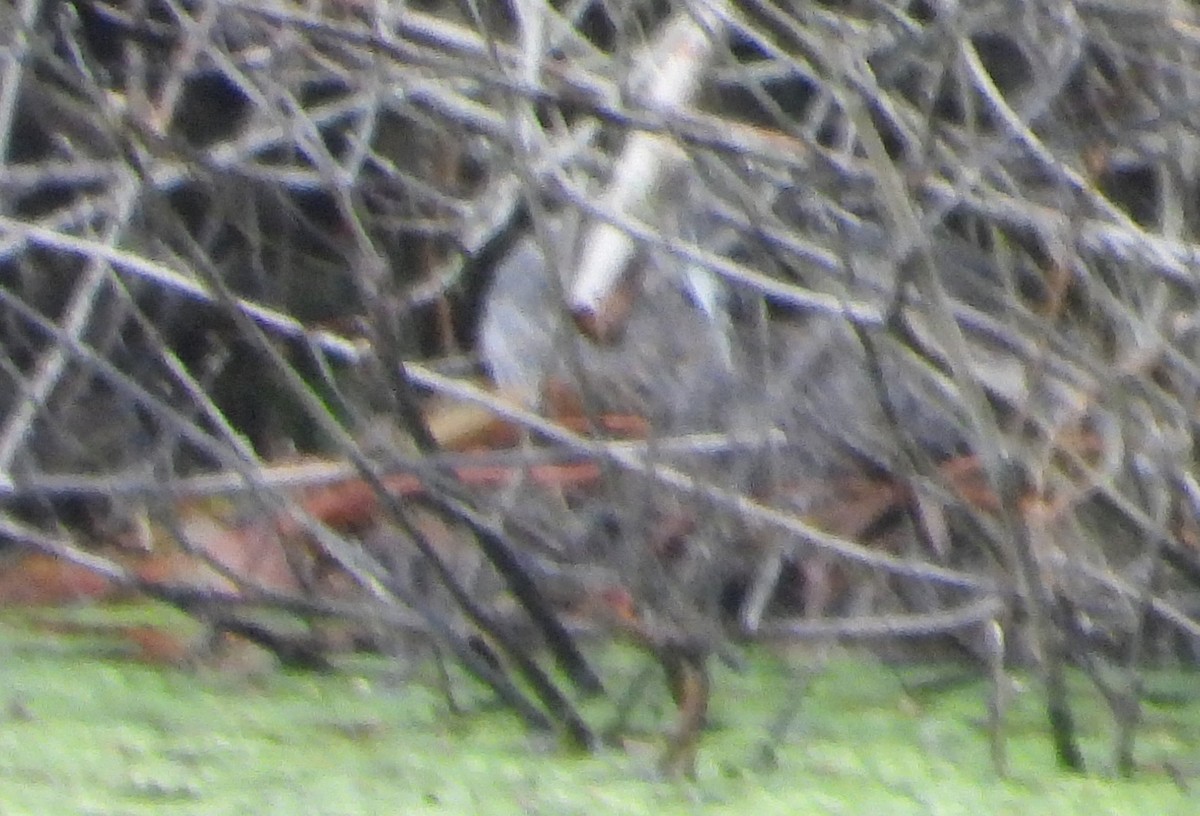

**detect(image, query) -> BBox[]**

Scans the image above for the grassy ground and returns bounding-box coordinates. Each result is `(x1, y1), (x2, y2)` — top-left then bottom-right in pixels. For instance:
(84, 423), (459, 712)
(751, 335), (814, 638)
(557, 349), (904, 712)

(0, 605), (1197, 815)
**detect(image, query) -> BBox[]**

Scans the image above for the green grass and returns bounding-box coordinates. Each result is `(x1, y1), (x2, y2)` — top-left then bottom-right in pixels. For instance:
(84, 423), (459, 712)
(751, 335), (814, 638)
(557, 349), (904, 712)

(0, 608), (1197, 815)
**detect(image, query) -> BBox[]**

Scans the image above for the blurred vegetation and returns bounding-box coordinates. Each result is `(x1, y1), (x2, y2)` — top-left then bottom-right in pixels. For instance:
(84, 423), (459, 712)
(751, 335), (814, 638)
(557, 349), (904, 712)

(3, 0), (1200, 783)
(1, 611), (1198, 814)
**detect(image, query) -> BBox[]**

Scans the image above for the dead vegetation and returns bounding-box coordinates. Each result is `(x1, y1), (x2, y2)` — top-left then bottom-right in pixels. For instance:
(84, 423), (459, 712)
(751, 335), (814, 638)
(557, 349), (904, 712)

(2, 0), (1200, 777)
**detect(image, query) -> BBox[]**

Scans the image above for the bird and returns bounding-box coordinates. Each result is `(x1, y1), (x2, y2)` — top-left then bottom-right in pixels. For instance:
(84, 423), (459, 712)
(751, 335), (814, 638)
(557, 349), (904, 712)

(587, 585), (713, 779)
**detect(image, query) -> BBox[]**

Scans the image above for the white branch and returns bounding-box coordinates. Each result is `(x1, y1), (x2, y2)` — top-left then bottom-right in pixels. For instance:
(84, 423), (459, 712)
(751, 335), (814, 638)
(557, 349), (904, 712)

(568, 1), (730, 337)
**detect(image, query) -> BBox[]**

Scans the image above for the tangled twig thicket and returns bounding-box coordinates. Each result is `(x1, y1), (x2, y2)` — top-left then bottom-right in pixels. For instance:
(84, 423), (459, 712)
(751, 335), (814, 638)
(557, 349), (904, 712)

(2, 0), (1200, 775)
